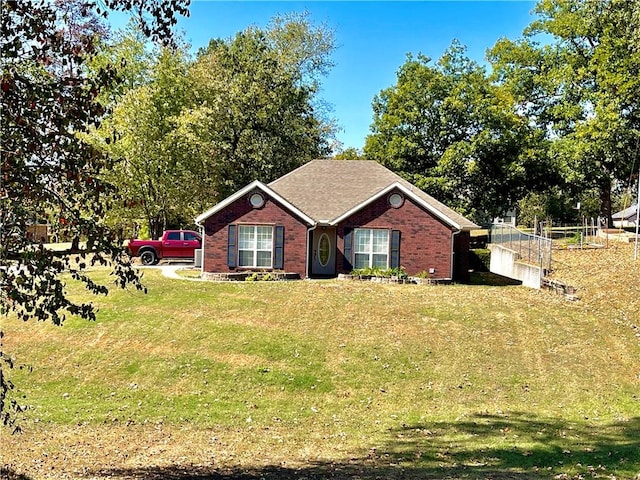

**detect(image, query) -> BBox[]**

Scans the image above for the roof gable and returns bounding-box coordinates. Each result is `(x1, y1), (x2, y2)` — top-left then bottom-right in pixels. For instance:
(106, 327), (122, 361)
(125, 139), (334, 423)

(330, 181), (464, 229)
(196, 160), (479, 231)
(613, 204), (638, 220)
(268, 160), (479, 230)
(194, 180), (315, 225)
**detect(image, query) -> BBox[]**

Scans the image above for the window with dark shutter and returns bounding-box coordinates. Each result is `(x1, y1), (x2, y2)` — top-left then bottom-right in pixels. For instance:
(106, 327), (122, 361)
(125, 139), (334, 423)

(227, 224), (237, 268)
(238, 225), (273, 267)
(343, 228), (353, 270)
(390, 230), (401, 269)
(353, 228), (389, 269)
(273, 225), (284, 269)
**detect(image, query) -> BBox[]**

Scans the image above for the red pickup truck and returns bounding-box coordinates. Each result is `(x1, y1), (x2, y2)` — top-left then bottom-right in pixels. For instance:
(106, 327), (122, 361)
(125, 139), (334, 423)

(127, 230), (202, 265)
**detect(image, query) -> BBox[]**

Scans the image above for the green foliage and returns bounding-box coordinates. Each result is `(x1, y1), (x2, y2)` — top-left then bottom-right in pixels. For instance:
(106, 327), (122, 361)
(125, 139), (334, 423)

(245, 271), (277, 282)
(350, 266), (408, 278)
(0, 0), (190, 322)
(334, 147), (364, 160)
(489, 0), (640, 222)
(186, 20), (336, 200)
(88, 41), (199, 238)
(367, 1), (640, 223)
(413, 270), (432, 279)
(88, 15), (337, 235)
(517, 187), (602, 227)
(468, 249), (491, 272)
(136, 223), (150, 241)
(565, 231), (583, 245)
(364, 42), (553, 223)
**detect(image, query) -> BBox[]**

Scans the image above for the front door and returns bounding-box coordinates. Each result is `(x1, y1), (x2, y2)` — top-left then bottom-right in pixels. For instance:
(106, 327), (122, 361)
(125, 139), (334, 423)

(311, 227), (336, 277)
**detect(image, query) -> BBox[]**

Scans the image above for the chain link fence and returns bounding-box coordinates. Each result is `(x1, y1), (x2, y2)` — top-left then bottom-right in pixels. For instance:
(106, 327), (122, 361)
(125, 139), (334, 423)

(489, 223), (553, 271)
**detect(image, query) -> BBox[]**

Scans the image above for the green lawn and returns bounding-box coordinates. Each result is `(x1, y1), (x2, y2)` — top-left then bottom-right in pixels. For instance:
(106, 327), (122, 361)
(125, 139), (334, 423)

(2, 244), (639, 479)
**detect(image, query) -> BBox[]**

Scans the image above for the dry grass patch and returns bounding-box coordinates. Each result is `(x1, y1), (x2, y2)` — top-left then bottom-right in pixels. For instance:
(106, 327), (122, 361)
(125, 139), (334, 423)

(551, 242), (639, 317)
(2, 249), (640, 479)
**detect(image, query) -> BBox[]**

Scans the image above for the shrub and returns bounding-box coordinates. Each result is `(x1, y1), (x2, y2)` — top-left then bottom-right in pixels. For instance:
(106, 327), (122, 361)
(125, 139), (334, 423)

(350, 266), (408, 278)
(469, 249), (490, 272)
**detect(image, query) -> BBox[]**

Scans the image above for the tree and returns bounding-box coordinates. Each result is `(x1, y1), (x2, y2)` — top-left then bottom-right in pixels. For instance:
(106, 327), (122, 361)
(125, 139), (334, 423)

(0, 0), (189, 430)
(334, 147), (365, 160)
(190, 14), (337, 199)
(364, 42), (553, 223)
(86, 20), (155, 103)
(90, 14), (337, 237)
(88, 41), (197, 238)
(187, 24), (336, 200)
(489, 0), (640, 224)
(517, 187), (601, 227)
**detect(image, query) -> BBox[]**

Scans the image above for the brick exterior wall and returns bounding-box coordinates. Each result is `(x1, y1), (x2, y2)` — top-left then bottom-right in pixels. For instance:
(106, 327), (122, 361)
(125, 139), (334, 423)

(201, 189), (310, 278)
(336, 190), (456, 279)
(202, 187), (471, 281)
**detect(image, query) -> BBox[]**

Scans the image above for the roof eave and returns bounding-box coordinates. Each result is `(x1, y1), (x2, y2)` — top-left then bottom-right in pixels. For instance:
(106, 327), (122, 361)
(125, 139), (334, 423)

(329, 182), (478, 230)
(195, 180), (316, 226)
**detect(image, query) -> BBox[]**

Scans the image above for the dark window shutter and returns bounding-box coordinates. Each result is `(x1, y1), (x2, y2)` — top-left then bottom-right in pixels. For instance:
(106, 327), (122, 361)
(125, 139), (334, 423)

(273, 225), (284, 269)
(227, 224), (237, 268)
(343, 228), (353, 270)
(390, 229), (401, 269)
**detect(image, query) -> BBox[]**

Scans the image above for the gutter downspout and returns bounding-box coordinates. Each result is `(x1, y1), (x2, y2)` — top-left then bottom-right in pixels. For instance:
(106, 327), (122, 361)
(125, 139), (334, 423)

(306, 224), (318, 279)
(195, 219), (204, 275)
(451, 229), (461, 280)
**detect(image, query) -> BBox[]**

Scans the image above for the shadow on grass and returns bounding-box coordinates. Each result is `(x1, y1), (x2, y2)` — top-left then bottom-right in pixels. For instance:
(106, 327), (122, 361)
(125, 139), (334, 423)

(86, 413), (640, 480)
(466, 271), (522, 286)
(0, 468), (33, 480)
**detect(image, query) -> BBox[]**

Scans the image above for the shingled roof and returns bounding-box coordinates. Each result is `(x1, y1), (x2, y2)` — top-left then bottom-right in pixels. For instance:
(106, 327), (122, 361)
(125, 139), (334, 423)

(196, 159), (479, 231)
(612, 204), (638, 221)
(268, 159), (479, 231)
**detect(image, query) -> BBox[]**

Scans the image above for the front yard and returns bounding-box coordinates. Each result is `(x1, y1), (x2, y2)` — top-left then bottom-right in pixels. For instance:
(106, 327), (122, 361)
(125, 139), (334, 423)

(2, 244), (639, 479)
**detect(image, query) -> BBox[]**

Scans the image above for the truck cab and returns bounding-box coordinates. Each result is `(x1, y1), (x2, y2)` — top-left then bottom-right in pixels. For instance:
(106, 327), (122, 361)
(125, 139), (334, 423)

(127, 230), (202, 265)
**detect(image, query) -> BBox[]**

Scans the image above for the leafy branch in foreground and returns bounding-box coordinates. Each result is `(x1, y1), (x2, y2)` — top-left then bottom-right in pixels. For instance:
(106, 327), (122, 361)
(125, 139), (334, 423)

(0, 0), (188, 427)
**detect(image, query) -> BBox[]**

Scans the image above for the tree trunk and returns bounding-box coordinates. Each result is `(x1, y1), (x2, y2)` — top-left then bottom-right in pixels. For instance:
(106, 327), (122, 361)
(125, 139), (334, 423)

(150, 220), (163, 240)
(599, 177), (613, 227)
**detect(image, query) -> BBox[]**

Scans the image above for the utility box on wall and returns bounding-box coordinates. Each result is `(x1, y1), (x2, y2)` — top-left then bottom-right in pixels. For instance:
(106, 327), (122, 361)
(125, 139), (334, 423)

(194, 249), (202, 268)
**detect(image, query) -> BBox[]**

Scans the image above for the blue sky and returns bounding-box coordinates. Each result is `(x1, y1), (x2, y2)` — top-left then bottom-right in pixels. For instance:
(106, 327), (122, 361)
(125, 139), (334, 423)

(112, 1), (539, 150)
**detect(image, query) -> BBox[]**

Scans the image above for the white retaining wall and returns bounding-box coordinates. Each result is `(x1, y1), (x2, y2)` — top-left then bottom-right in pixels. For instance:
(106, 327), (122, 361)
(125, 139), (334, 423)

(488, 244), (542, 289)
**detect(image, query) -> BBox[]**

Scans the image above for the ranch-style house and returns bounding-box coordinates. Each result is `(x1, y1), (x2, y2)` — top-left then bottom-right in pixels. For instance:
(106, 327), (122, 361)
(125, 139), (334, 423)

(195, 159), (479, 280)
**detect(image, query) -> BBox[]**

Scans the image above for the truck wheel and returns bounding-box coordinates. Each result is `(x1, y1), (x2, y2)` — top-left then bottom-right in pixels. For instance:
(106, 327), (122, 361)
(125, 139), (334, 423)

(140, 250), (158, 265)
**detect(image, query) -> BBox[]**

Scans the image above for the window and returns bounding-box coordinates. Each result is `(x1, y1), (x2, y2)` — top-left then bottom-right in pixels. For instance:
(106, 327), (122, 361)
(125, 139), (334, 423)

(249, 192), (265, 208)
(388, 192), (404, 208)
(166, 231), (181, 241)
(318, 233), (330, 267)
(353, 228), (389, 269)
(238, 225), (273, 268)
(184, 231), (200, 242)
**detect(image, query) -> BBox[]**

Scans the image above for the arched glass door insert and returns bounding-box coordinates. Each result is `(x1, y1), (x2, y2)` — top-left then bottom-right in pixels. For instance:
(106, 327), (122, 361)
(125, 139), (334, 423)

(318, 233), (331, 267)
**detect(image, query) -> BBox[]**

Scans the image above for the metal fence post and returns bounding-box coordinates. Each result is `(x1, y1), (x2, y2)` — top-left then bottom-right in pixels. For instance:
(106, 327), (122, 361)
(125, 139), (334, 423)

(519, 231), (522, 258)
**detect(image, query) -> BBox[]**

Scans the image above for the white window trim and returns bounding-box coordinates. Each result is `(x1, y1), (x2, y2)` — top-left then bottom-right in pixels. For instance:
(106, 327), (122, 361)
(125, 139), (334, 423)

(353, 228), (390, 269)
(238, 225), (274, 268)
